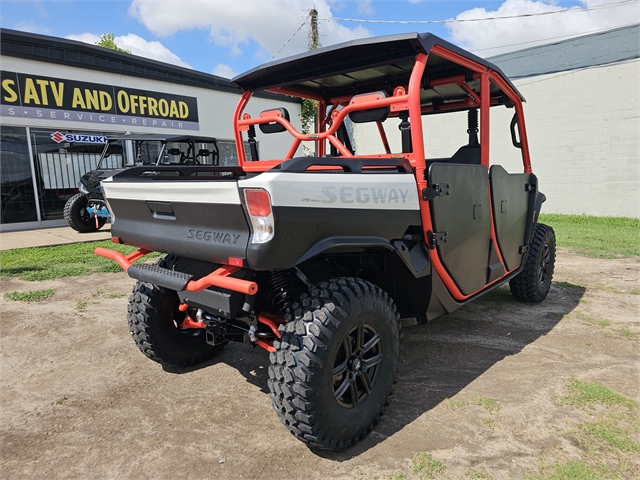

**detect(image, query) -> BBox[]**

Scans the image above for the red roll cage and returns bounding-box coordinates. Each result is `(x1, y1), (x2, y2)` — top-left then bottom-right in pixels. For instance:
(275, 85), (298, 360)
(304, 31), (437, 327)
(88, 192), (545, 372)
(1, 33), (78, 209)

(230, 33), (533, 302)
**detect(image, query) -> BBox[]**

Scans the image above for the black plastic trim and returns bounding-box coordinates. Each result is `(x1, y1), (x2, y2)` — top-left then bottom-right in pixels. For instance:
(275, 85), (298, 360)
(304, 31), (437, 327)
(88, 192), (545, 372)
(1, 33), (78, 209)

(246, 206), (421, 270)
(108, 165), (246, 182)
(269, 156), (413, 173)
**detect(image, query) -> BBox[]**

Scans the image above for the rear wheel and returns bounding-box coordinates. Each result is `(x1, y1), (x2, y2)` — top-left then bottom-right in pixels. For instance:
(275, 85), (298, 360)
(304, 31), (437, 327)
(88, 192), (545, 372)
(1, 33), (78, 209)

(509, 223), (556, 302)
(64, 193), (105, 233)
(268, 277), (400, 451)
(127, 256), (221, 367)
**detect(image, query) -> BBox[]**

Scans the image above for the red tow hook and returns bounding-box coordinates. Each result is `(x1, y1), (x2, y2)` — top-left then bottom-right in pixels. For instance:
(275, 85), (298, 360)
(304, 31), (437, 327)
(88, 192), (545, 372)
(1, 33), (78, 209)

(178, 304), (206, 329)
(180, 314), (206, 330)
(94, 209), (99, 229)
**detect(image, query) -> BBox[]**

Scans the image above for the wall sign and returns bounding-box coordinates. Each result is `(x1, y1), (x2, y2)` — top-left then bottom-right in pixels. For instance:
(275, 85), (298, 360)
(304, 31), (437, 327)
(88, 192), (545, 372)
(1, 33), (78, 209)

(51, 131), (107, 143)
(1, 71), (200, 131)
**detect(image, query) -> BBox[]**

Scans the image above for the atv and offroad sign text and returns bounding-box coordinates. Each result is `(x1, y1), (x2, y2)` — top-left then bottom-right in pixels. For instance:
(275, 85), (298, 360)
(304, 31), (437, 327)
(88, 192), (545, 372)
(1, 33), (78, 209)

(1, 71), (200, 130)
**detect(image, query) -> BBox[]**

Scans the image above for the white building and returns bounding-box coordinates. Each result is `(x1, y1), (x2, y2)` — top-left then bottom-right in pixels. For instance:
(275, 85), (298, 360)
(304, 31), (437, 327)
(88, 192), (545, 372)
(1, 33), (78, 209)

(351, 25), (639, 218)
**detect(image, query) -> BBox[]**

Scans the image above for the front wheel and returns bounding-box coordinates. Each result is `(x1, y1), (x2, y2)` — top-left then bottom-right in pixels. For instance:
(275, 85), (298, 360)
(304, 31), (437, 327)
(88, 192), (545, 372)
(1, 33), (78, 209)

(268, 277), (400, 451)
(63, 193), (105, 233)
(509, 223), (556, 302)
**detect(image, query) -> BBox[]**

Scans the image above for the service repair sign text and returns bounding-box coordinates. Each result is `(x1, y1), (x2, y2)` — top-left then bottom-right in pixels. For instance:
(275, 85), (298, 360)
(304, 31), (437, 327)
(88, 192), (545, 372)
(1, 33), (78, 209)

(1, 71), (200, 131)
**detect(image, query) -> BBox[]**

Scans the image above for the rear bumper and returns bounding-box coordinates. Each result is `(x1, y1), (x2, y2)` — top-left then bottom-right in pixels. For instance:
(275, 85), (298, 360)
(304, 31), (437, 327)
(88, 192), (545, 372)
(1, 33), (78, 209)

(94, 247), (258, 295)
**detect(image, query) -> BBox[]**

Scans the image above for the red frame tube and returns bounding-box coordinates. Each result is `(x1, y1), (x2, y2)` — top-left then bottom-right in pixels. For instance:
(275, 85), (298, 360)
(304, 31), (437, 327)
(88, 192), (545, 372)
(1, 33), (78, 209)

(94, 247), (258, 295)
(233, 91), (252, 165)
(94, 247), (151, 271)
(480, 73), (490, 168)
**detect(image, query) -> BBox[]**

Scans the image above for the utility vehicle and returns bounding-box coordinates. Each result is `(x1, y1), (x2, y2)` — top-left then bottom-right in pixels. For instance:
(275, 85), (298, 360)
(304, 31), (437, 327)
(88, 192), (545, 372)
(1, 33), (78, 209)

(64, 135), (219, 232)
(96, 33), (555, 450)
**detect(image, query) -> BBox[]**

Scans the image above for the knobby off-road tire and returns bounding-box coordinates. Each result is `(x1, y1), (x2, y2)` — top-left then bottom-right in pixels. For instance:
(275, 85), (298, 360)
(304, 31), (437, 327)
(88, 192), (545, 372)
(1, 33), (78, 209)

(268, 277), (401, 451)
(510, 223), (556, 302)
(127, 256), (221, 367)
(63, 193), (105, 233)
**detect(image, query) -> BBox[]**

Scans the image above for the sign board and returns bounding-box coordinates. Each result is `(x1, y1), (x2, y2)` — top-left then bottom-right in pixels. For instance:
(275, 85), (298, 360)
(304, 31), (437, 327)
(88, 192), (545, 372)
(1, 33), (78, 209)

(1, 71), (200, 131)
(51, 131), (107, 143)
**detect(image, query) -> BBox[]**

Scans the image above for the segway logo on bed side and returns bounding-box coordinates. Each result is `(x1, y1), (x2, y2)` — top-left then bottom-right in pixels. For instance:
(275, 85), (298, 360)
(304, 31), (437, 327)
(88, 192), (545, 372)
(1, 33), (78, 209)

(188, 230), (241, 245)
(321, 186), (409, 204)
(51, 131), (107, 144)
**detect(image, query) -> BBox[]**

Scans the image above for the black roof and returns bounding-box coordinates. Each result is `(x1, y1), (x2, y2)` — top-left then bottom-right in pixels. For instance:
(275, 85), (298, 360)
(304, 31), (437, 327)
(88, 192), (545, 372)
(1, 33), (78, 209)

(233, 32), (524, 104)
(0, 28), (298, 103)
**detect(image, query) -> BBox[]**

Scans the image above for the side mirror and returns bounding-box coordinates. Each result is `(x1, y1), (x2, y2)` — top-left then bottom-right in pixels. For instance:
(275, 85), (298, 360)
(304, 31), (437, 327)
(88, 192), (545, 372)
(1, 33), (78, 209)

(167, 148), (182, 155)
(197, 149), (211, 157)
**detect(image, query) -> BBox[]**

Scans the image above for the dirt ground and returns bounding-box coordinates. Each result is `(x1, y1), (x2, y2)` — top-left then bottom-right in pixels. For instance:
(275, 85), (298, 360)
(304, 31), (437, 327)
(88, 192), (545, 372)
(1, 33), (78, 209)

(1, 250), (638, 479)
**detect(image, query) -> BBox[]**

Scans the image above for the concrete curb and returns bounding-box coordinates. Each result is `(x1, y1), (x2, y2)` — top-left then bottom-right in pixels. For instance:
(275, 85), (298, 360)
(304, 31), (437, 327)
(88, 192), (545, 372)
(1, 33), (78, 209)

(0, 226), (112, 251)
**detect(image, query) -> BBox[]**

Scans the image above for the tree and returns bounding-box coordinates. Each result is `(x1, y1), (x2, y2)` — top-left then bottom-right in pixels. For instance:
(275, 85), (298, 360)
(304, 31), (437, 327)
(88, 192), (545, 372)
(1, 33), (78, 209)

(95, 33), (131, 54)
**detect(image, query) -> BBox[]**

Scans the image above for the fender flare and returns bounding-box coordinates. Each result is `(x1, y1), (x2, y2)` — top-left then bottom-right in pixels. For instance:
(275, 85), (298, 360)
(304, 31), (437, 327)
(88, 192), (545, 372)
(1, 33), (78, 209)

(294, 236), (395, 266)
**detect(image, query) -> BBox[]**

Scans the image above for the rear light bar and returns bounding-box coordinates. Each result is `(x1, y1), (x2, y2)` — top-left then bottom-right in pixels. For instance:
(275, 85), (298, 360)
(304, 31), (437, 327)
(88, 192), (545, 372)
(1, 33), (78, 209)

(243, 188), (275, 244)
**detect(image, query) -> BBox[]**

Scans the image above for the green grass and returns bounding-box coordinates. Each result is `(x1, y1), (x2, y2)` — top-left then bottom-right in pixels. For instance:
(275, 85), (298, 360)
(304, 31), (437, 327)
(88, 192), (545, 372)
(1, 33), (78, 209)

(411, 452), (446, 479)
(615, 328), (640, 341)
(3, 289), (55, 302)
(470, 396), (501, 414)
(538, 214), (639, 258)
(466, 467), (493, 479)
(547, 378), (639, 479)
(560, 378), (638, 411)
(0, 240), (162, 281)
(579, 418), (640, 453)
(530, 460), (608, 480)
(387, 474), (408, 480)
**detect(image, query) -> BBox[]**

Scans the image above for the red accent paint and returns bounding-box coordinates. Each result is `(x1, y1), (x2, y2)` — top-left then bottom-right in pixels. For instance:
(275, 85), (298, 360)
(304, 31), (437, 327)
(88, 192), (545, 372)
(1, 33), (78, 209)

(94, 247), (151, 272)
(178, 303), (188, 312)
(233, 91), (252, 166)
(228, 257), (244, 267)
(111, 236), (121, 244)
(184, 265), (258, 295)
(180, 315), (206, 330)
(257, 313), (285, 339)
(480, 73), (490, 168)
(255, 339), (276, 353)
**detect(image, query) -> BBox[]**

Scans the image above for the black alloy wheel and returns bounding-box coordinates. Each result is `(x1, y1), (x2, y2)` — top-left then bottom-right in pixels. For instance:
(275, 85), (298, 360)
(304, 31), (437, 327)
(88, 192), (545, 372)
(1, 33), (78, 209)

(510, 223), (556, 302)
(267, 277), (400, 451)
(332, 323), (383, 408)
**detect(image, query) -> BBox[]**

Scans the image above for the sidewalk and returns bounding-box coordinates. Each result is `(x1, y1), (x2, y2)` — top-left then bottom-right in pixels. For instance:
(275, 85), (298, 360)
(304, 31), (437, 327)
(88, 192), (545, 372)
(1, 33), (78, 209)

(0, 226), (112, 251)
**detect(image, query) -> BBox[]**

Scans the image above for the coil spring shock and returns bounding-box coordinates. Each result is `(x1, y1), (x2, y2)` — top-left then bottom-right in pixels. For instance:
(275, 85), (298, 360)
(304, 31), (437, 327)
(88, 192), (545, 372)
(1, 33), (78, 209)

(467, 108), (479, 146)
(269, 270), (293, 315)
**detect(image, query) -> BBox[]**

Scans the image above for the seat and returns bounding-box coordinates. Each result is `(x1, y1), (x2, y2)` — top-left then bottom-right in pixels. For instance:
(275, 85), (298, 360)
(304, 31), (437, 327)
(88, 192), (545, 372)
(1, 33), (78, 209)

(449, 145), (480, 164)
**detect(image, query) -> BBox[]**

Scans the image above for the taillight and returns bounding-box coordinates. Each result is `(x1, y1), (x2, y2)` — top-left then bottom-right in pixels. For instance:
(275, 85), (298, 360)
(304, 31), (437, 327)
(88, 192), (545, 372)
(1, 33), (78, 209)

(245, 189), (272, 217)
(243, 188), (275, 244)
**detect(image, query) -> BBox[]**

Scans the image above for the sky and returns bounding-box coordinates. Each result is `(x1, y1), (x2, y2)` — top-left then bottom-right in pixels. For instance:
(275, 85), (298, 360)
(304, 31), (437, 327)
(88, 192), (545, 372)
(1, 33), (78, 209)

(1, 0), (638, 79)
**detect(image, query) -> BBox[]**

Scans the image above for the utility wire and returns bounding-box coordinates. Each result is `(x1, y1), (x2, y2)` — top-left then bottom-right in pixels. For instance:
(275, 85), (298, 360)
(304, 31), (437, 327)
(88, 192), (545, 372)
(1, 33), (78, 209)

(322, 0), (637, 25)
(478, 22), (639, 53)
(269, 16), (308, 61)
